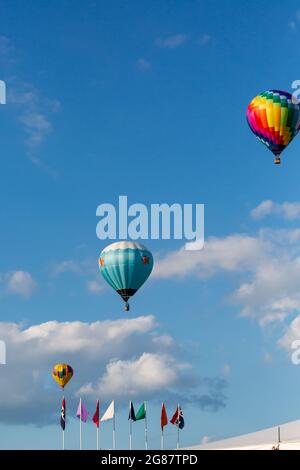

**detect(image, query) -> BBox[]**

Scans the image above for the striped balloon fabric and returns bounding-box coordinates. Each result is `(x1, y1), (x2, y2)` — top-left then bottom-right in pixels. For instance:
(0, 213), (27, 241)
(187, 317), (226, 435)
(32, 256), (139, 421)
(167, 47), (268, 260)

(246, 90), (300, 164)
(99, 241), (153, 311)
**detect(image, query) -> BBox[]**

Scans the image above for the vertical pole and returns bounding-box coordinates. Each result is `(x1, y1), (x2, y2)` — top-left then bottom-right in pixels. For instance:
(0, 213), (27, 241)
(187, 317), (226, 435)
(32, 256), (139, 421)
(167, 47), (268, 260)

(113, 413), (116, 450)
(144, 402), (148, 450)
(97, 399), (100, 450)
(62, 394), (65, 451)
(278, 426), (281, 443)
(161, 402), (164, 451)
(129, 412), (132, 450)
(80, 398), (82, 450)
(176, 403), (180, 450)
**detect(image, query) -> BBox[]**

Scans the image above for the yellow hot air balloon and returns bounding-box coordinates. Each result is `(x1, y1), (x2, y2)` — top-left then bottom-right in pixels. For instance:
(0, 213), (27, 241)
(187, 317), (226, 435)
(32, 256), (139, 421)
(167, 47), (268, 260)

(52, 363), (73, 389)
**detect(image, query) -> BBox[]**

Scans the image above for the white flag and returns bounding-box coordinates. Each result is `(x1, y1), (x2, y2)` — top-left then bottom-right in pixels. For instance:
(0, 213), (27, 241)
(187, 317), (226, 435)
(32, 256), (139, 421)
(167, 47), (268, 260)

(100, 400), (115, 422)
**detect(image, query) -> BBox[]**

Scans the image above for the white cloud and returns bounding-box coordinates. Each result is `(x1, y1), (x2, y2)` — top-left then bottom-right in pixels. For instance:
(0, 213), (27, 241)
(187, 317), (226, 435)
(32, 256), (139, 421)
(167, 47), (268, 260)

(198, 34), (211, 45)
(153, 210), (300, 328)
(0, 316), (226, 425)
(154, 234), (269, 279)
(52, 260), (81, 276)
(222, 364), (231, 377)
(79, 352), (191, 398)
(251, 200), (300, 220)
(86, 279), (104, 294)
(155, 34), (188, 48)
(20, 111), (52, 148)
(233, 258), (300, 325)
(19, 316), (157, 355)
(278, 315), (300, 350)
(52, 258), (104, 295)
(52, 257), (98, 278)
(9, 90), (37, 106)
(27, 155), (58, 179)
(152, 334), (174, 347)
(251, 200), (275, 219)
(137, 58), (151, 70)
(289, 11), (300, 30)
(289, 20), (297, 31)
(259, 227), (300, 244)
(8, 64), (60, 160)
(6, 271), (36, 297)
(263, 352), (272, 364)
(20, 112), (52, 130)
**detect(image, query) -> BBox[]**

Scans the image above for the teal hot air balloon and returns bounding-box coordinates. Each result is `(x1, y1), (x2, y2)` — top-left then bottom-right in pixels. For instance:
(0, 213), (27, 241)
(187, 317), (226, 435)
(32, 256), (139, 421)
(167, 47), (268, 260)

(99, 241), (154, 311)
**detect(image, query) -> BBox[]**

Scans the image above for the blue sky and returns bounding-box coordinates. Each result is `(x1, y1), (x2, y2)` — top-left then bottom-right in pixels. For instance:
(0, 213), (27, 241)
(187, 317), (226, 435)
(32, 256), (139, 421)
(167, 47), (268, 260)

(1, 0), (300, 449)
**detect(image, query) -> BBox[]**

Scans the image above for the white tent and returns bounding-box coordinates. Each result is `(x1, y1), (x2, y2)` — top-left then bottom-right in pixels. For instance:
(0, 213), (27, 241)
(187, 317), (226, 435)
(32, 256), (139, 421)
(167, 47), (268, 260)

(183, 419), (300, 450)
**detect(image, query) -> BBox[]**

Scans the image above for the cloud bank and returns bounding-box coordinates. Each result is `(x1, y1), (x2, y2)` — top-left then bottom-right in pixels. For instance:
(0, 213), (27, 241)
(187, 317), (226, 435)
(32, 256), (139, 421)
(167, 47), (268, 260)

(0, 316), (226, 426)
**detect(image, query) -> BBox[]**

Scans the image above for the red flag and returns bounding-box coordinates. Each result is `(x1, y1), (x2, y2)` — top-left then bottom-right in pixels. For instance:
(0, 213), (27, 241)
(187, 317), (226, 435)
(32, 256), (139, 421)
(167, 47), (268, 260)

(170, 406), (184, 429)
(161, 403), (168, 430)
(92, 400), (99, 428)
(170, 406), (179, 425)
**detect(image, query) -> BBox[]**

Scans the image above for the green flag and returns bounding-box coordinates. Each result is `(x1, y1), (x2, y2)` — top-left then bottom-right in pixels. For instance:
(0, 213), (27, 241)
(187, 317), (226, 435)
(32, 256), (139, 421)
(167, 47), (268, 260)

(135, 402), (146, 420)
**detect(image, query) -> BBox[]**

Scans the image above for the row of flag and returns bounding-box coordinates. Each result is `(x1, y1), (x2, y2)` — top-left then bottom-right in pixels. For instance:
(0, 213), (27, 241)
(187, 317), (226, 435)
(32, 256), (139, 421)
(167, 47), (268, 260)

(60, 398), (184, 449)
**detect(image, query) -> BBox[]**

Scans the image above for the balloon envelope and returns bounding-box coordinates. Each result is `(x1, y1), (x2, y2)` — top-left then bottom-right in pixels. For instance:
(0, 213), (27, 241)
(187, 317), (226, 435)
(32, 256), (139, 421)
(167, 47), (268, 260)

(52, 363), (73, 389)
(99, 241), (153, 309)
(246, 90), (300, 162)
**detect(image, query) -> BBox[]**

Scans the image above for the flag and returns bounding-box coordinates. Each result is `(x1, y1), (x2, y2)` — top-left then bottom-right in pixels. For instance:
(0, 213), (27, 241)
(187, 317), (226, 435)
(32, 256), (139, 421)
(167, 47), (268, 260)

(161, 403), (168, 430)
(100, 400), (115, 422)
(92, 400), (100, 428)
(128, 401), (136, 421)
(170, 406), (184, 429)
(135, 402), (146, 421)
(60, 397), (66, 430)
(76, 399), (89, 423)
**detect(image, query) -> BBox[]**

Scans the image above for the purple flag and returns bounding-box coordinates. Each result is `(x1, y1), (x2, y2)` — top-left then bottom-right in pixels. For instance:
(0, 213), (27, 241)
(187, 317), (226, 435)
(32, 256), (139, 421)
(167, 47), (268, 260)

(76, 399), (89, 423)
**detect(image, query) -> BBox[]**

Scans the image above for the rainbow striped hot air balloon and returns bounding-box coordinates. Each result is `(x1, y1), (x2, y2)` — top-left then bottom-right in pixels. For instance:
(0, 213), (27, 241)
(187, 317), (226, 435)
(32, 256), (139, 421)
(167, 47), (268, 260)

(99, 241), (153, 311)
(246, 90), (300, 164)
(52, 363), (74, 389)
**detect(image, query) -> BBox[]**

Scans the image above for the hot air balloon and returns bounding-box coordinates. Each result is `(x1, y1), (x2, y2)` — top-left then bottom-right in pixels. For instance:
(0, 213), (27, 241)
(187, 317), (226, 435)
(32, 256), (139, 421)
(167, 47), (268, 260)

(52, 363), (74, 389)
(99, 241), (153, 311)
(246, 90), (300, 164)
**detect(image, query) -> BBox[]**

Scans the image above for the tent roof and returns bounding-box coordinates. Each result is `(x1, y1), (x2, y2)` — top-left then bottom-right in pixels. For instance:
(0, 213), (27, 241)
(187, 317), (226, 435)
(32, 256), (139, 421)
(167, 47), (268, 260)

(183, 419), (300, 450)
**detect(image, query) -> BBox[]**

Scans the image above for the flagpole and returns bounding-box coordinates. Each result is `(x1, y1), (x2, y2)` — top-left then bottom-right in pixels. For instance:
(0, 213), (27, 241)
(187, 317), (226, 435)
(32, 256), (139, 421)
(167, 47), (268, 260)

(95, 399), (99, 450)
(129, 401), (132, 450)
(62, 395), (65, 451)
(113, 410), (116, 450)
(98, 399), (100, 450)
(176, 403), (180, 450)
(80, 398), (82, 450)
(161, 402), (164, 451)
(144, 401), (148, 450)
(129, 417), (132, 450)
(161, 401), (163, 451)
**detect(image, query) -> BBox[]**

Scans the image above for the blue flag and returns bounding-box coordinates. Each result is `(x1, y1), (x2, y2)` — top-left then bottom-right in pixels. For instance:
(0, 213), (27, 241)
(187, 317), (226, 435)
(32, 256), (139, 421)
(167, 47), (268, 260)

(128, 401), (136, 421)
